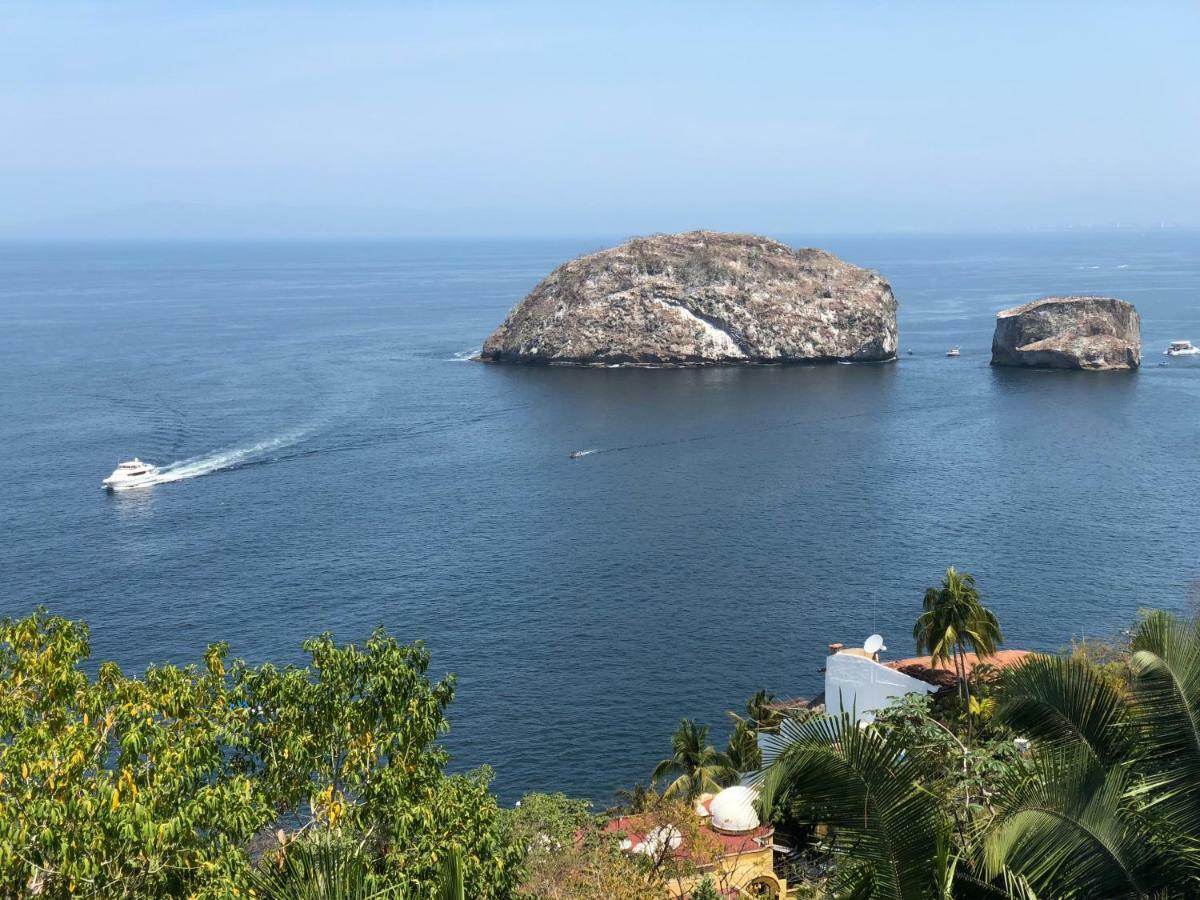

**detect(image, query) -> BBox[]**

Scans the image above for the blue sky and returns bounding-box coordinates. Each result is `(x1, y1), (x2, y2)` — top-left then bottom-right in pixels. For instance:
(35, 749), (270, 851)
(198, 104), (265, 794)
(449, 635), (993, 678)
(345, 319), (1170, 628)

(2, 1), (1197, 237)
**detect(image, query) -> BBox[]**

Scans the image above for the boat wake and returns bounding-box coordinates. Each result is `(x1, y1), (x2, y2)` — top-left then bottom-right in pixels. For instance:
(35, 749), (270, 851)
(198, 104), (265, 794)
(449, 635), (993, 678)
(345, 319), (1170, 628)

(569, 400), (956, 461)
(139, 430), (311, 488)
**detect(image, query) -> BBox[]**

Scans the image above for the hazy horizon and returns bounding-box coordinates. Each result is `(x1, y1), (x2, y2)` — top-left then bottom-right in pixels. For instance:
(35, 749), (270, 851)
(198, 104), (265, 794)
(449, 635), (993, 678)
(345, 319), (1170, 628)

(4, 1), (1197, 239)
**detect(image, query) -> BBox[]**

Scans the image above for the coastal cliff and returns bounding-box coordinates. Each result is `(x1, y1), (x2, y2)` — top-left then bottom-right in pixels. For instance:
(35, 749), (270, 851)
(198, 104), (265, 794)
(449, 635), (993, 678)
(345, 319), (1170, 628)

(479, 231), (897, 366)
(990, 296), (1141, 370)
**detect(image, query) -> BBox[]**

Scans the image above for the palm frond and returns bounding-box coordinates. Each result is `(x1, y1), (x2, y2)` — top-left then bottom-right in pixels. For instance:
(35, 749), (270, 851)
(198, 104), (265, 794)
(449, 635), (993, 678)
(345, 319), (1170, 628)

(994, 654), (1131, 766)
(247, 836), (391, 900)
(438, 848), (464, 900)
(984, 747), (1159, 899)
(1128, 610), (1200, 843)
(756, 713), (944, 900)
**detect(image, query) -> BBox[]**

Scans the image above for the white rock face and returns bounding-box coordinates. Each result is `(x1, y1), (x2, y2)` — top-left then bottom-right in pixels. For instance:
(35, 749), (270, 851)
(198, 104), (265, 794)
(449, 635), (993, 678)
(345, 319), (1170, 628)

(480, 231), (898, 366)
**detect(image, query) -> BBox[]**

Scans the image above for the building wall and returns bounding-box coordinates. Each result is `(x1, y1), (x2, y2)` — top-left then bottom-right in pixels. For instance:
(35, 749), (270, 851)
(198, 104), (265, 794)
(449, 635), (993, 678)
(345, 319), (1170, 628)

(824, 651), (936, 723)
(674, 845), (785, 898)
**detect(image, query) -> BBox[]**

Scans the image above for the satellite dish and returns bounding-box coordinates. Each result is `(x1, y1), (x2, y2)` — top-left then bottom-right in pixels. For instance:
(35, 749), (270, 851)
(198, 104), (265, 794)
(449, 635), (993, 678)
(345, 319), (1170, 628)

(864, 634), (886, 655)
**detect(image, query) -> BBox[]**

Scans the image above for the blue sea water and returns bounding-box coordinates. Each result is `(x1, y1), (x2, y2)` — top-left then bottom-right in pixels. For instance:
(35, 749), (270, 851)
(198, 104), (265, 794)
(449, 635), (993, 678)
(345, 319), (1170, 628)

(1, 233), (1198, 804)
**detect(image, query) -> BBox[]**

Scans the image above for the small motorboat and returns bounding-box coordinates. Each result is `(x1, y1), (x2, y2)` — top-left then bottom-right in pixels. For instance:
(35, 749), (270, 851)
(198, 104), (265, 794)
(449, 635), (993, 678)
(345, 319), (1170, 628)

(102, 458), (158, 491)
(1164, 340), (1200, 356)
(569, 451), (586, 459)
(945, 347), (961, 357)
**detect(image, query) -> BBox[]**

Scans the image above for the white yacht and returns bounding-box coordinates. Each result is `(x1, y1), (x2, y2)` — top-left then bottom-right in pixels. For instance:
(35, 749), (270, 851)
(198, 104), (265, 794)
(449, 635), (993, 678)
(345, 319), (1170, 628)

(101, 458), (159, 491)
(1164, 340), (1200, 356)
(945, 347), (961, 357)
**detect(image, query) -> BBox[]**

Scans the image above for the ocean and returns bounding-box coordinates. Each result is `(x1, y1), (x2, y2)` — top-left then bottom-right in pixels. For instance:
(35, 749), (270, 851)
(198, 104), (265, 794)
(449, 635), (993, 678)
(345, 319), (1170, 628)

(1, 232), (1197, 804)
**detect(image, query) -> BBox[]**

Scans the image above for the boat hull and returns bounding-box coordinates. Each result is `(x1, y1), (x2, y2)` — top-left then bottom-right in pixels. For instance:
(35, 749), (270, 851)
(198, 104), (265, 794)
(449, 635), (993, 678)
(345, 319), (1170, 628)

(101, 471), (159, 491)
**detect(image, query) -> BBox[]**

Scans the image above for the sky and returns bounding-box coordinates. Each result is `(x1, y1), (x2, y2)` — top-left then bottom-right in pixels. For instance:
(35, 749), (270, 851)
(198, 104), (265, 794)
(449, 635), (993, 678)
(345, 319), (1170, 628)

(2, 1), (1197, 238)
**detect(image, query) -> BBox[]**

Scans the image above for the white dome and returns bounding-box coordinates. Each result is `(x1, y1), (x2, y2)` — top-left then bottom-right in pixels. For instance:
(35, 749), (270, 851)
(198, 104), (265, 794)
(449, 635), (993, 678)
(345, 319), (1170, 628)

(709, 785), (760, 834)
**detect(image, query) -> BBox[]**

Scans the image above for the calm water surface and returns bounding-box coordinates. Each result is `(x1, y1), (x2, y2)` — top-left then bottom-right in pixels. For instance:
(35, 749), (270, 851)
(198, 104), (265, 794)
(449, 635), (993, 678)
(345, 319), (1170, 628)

(1, 233), (1198, 803)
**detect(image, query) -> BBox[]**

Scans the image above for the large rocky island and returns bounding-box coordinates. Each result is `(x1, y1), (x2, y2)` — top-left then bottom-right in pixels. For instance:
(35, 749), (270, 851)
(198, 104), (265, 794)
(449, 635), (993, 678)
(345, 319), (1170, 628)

(480, 231), (897, 366)
(990, 296), (1141, 371)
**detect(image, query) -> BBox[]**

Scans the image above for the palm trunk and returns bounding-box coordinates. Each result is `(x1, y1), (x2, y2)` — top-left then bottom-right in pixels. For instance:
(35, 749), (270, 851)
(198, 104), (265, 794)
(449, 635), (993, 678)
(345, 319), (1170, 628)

(959, 642), (973, 745)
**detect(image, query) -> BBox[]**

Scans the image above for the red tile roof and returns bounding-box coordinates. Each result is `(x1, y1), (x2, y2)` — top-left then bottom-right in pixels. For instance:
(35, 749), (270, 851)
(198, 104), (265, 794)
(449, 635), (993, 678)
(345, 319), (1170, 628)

(603, 798), (773, 860)
(884, 649), (1034, 687)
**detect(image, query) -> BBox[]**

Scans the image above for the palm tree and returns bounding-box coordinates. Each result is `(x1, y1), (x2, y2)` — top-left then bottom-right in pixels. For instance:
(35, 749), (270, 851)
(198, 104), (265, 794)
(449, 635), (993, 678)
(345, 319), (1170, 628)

(754, 608), (1200, 898)
(613, 781), (659, 813)
(651, 720), (736, 801)
(756, 712), (951, 899)
(725, 719), (761, 774)
(985, 610), (1200, 896)
(247, 835), (390, 900)
(248, 835), (467, 900)
(744, 688), (783, 732)
(913, 567), (1003, 713)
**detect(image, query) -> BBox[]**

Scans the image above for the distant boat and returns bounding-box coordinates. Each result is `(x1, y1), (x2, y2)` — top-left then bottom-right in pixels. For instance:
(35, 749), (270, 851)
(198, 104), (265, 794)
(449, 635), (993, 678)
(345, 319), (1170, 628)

(1164, 340), (1200, 356)
(102, 458), (158, 491)
(945, 347), (961, 357)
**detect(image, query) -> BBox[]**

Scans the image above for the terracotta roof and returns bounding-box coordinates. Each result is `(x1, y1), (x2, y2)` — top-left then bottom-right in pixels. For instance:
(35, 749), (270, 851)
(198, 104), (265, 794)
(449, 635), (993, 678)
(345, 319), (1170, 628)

(766, 695), (819, 712)
(884, 649), (1034, 688)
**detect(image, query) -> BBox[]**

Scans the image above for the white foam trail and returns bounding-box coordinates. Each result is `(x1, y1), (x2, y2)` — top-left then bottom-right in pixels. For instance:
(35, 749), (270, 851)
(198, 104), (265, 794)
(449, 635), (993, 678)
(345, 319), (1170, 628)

(449, 348), (481, 361)
(141, 430), (310, 487)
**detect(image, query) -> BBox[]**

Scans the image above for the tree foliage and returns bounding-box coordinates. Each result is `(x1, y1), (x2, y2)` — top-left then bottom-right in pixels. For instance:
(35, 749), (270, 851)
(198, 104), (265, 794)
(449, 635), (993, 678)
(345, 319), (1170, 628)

(506, 793), (659, 900)
(0, 608), (521, 898)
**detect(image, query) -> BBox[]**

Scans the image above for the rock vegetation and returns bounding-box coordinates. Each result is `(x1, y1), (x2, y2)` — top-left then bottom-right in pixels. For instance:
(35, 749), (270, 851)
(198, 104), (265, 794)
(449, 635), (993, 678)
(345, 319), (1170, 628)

(480, 231), (897, 366)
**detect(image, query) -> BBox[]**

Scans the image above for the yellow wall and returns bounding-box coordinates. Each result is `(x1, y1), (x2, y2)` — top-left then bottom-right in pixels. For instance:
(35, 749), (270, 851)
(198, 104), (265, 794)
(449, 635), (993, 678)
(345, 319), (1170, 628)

(671, 843), (785, 898)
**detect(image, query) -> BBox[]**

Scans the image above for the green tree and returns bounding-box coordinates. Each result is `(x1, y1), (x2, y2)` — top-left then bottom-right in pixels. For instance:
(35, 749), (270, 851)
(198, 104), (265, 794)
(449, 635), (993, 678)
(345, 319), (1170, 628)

(913, 567), (1003, 720)
(0, 609), (523, 898)
(0, 609), (270, 897)
(651, 720), (736, 801)
(504, 791), (598, 881)
(237, 629), (521, 897)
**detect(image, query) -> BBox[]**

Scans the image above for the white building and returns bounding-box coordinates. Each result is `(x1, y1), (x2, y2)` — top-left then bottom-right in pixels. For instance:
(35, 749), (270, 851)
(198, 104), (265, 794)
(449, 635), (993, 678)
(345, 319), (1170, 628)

(823, 647), (936, 723)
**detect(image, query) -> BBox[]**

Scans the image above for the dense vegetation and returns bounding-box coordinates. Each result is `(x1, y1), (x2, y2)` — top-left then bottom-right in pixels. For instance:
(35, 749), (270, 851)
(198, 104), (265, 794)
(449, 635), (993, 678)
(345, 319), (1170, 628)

(753, 573), (1200, 898)
(0, 609), (518, 898)
(5, 568), (1200, 898)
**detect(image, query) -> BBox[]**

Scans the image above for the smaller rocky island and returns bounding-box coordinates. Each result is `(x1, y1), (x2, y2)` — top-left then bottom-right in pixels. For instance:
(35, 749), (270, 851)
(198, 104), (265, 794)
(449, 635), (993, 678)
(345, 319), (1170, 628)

(990, 296), (1141, 371)
(480, 231), (897, 367)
